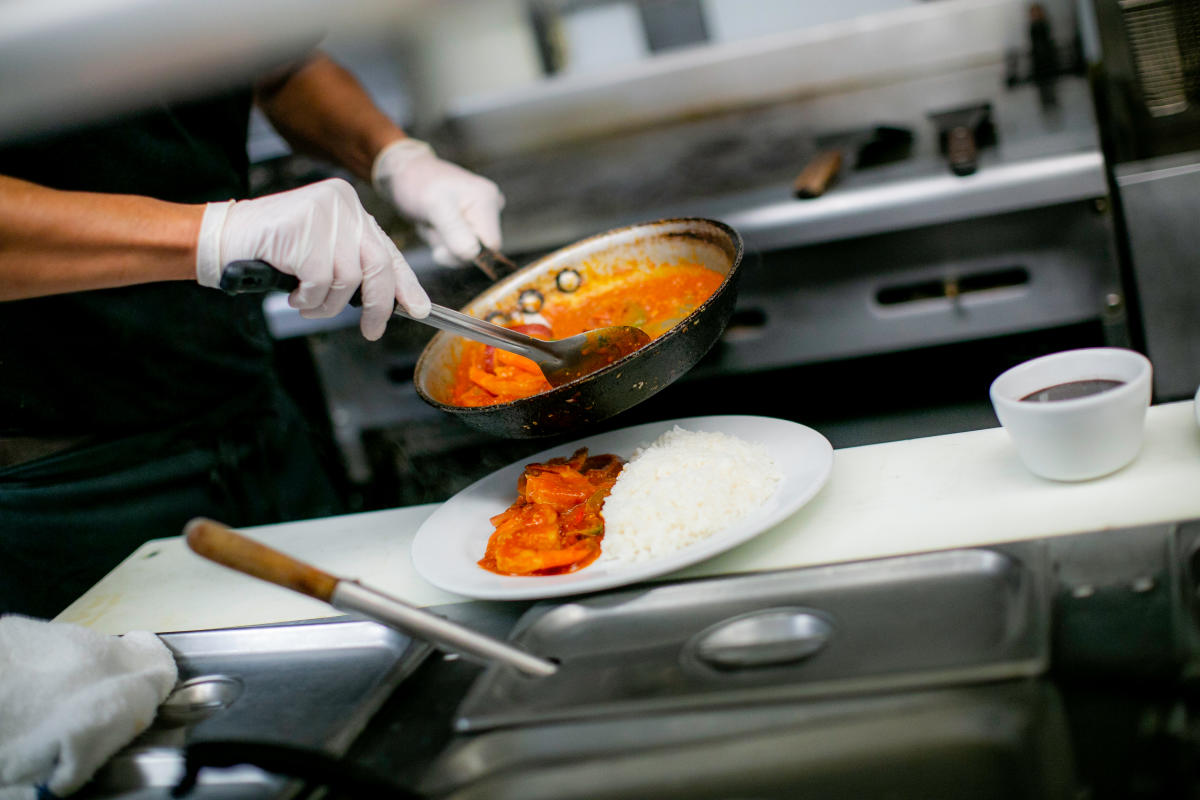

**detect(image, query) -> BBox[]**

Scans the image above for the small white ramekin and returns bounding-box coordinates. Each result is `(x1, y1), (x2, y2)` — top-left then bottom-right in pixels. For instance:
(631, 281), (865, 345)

(989, 348), (1152, 481)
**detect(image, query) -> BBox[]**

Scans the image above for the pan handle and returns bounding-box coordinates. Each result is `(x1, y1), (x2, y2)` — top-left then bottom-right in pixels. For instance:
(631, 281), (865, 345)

(218, 260), (300, 296)
(183, 519), (558, 678)
(217, 245), (520, 298)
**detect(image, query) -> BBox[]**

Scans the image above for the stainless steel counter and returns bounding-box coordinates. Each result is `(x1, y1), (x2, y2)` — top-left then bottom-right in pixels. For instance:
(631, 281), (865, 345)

(84, 518), (1200, 799)
(64, 402), (1200, 797)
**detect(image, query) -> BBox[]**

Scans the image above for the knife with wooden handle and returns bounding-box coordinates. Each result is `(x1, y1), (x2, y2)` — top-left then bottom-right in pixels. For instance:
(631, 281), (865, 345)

(184, 518), (558, 677)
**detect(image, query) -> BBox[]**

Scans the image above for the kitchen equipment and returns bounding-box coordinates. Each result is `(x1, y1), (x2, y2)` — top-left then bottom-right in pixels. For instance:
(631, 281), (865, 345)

(90, 518), (1200, 800)
(1081, 1), (1200, 402)
(414, 217), (744, 438)
(455, 543), (1050, 732)
(989, 347), (1153, 481)
(791, 149), (844, 199)
(792, 124), (913, 198)
(143, 541), (1056, 798)
(427, 683), (1074, 800)
(226, 218), (742, 439)
(928, 102), (995, 176)
(84, 617), (429, 799)
(1088, 0), (1199, 161)
(183, 518), (558, 678)
(219, 261), (650, 389)
(288, 67), (1128, 498)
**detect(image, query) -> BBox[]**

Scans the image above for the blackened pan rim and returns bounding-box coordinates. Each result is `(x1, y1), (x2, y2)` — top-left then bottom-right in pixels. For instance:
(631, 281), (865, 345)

(415, 217), (743, 414)
(417, 272), (734, 414)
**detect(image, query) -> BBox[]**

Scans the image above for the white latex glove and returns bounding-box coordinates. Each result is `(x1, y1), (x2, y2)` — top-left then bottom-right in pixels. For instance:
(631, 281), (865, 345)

(196, 178), (430, 341)
(371, 138), (505, 267)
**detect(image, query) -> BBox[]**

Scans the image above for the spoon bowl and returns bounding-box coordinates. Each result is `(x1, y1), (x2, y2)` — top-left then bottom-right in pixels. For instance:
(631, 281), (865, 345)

(404, 304), (651, 388)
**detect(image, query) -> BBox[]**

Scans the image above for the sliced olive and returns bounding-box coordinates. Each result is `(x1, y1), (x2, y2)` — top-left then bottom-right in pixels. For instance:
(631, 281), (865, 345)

(484, 310), (509, 325)
(517, 289), (545, 313)
(556, 269), (583, 293)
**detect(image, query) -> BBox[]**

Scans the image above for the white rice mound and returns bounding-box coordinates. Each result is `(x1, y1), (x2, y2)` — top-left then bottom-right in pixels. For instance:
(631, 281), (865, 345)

(600, 426), (782, 563)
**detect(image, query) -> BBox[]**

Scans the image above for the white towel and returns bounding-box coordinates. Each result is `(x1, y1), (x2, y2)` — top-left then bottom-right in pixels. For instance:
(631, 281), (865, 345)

(0, 615), (177, 800)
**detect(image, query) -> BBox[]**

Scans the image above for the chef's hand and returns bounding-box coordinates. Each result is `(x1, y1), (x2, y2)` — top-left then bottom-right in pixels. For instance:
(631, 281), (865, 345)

(195, 178), (431, 341)
(371, 138), (505, 267)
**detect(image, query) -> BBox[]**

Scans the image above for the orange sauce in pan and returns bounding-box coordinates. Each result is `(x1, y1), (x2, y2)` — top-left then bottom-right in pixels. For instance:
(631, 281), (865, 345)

(449, 262), (723, 407)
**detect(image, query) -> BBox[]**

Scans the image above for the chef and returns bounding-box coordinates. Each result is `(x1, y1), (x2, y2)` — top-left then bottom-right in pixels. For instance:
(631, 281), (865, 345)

(0, 51), (504, 618)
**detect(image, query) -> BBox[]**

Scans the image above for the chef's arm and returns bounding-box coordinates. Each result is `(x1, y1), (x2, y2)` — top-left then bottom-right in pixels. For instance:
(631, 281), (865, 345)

(254, 52), (404, 181)
(257, 51), (506, 266)
(0, 172), (428, 336)
(0, 174), (201, 301)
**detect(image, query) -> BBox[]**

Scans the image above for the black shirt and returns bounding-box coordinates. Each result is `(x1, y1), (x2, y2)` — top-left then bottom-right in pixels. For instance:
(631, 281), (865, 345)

(0, 91), (277, 436)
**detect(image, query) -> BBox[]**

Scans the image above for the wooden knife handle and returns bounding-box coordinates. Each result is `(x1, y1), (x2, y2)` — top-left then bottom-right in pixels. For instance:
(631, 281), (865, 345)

(793, 150), (844, 199)
(184, 518), (338, 603)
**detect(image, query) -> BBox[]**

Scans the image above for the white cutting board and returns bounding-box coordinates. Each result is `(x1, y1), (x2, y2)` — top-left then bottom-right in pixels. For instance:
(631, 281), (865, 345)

(59, 401), (1200, 635)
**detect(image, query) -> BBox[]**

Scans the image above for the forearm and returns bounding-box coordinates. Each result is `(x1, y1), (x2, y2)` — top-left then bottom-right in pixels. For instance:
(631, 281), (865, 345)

(255, 53), (405, 181)
(0, 175), (202, 301)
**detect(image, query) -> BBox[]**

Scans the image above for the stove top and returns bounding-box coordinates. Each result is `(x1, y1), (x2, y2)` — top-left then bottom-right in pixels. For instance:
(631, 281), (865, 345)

(456, 67), (1105, 256)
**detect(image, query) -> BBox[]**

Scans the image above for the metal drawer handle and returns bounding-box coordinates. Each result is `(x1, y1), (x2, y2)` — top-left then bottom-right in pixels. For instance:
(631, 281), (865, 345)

(690, 607), (834, 670)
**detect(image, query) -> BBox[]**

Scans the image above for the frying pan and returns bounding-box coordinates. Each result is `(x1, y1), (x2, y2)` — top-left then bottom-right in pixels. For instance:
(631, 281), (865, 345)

(415, 217), (743, 438)
(221, 218), (744, 439)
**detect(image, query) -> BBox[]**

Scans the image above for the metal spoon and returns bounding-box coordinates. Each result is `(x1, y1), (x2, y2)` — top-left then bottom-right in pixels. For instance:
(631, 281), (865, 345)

(405, 304), (650, 387)
(220, 260), (650, 387)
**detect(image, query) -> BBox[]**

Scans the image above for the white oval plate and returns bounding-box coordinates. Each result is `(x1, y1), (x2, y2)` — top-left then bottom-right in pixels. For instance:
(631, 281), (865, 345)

(411, 416), (833, 601)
